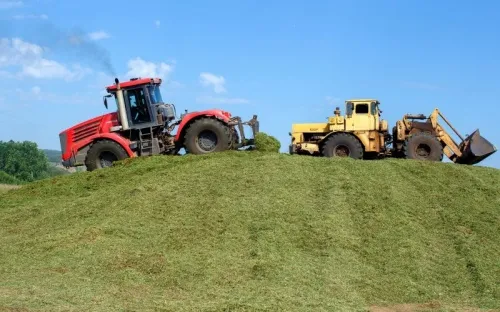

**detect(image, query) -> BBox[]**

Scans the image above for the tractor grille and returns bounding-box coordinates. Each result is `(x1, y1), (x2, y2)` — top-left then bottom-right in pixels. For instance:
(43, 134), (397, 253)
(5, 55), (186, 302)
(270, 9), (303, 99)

(72, 119), (101, 142)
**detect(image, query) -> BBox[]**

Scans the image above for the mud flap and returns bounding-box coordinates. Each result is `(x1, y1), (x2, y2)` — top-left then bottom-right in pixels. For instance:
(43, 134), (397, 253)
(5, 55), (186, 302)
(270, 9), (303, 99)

(456, 129), (497, 165)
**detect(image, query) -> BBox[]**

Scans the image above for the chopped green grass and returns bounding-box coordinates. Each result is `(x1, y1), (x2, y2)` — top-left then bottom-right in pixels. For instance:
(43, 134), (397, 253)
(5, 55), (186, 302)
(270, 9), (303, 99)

(1, 151), (499, 311)
(254, 132), (281, 152)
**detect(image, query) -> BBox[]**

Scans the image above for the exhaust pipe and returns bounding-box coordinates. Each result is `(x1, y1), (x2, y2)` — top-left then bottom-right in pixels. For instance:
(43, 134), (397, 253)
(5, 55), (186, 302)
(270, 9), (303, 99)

(115, 78), (130, 131)
(456, 129), (497, 165)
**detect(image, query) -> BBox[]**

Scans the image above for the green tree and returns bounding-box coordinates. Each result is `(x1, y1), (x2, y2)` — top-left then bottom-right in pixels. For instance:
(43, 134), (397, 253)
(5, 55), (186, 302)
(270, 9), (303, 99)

(0, 170), (22, 184)
(0, 140), (50, 182)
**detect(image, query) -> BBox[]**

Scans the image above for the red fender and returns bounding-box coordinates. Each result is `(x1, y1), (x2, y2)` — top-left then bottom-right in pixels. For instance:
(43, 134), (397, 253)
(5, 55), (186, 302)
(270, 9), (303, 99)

(63, 132), (135, 162)
(91, 133), (135, 157)
(61, 112), (135, 162)
(174, 109), (232, 142)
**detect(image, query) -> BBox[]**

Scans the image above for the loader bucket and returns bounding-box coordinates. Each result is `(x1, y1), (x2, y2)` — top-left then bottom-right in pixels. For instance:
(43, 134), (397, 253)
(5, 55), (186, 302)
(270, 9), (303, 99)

(455, 129), (497, 165)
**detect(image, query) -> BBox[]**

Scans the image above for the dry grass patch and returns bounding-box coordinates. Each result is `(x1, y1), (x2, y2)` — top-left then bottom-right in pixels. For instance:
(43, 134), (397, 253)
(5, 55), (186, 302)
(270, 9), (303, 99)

(0, 184), (20, 194)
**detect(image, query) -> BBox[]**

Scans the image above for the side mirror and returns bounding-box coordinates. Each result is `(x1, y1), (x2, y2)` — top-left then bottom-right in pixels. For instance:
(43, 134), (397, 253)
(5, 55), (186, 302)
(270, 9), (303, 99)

(103, 94), (112, 109)
(180, 109), (188, 119)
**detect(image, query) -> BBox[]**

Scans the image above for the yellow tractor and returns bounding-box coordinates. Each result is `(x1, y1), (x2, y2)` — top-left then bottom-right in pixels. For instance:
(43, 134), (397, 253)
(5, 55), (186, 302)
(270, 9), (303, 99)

(289, 99), (497, 165)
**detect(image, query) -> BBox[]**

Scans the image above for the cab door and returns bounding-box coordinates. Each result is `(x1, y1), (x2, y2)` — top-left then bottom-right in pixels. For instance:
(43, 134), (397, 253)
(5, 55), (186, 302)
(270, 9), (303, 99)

(370, 101), (379, 130)
(124, 87), (153, 126)
(345, 102), (373, 131)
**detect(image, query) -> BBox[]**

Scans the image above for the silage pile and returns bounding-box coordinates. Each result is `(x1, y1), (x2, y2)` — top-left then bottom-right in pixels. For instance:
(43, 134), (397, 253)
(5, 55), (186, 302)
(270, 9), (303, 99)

(254, 132), (281, 152)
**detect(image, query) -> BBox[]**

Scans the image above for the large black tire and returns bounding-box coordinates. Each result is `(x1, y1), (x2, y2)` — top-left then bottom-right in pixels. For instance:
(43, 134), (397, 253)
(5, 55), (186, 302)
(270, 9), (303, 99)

(321, 133), (364, 159)
(85, 140), (129, 171)
(404, 132), (443, 162)
(183, 118), (231, 154)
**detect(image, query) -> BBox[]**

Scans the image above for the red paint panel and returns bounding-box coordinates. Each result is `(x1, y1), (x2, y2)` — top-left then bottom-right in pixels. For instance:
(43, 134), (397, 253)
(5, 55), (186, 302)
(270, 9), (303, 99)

(60, 112), (133, 161)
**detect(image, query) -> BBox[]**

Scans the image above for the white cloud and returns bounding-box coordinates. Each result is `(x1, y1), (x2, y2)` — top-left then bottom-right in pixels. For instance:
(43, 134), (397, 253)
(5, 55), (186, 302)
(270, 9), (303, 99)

(197, 72), (248, 104)
(0, 37), (44, 66)
(12, 13), (48, 19)
(0, 1), (23, 9)
(199, 72), (226, 94)
(0, 37), (91, 81)
(21, 59), (72, 79)
(88, 31), (110, 41)
(154, 20), (160, 28)
(196, 95), (249, 105)
(125, 57), (173, 79)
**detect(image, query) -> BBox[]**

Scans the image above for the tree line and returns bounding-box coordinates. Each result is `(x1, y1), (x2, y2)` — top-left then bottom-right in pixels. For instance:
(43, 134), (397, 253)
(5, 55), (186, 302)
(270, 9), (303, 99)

(0, 140), (68, 184)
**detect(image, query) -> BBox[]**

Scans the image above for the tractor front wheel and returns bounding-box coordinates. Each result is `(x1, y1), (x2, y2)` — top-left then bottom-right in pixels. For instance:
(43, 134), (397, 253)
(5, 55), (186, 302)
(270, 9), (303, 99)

(85, 140), (129, 171)
(404, 133), (443, 162)
(321, 133), (364, 159)
(183, 118), (231, 154)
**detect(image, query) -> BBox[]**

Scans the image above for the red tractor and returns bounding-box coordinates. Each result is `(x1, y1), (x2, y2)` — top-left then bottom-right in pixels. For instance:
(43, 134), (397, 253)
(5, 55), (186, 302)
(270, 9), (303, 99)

(59, 77), (259, 171)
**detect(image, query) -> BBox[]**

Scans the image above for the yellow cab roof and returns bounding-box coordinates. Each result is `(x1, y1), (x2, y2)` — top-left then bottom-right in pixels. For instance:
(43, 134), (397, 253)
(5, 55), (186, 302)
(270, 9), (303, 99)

(345, 99), (379, 103)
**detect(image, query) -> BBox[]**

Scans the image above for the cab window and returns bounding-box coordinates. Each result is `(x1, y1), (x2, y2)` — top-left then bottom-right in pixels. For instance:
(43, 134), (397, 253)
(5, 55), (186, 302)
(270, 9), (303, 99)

(355, 103), (368, 114)
(127, 88), (150, 124)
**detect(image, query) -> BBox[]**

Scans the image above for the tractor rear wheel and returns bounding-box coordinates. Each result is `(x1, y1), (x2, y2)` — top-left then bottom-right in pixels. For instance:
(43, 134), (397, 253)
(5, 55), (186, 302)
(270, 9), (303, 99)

(404, 133), (443, 162)
(183, 118), (231, 154)
(85, 140), (129, 171)
(321, 133), (364, 159)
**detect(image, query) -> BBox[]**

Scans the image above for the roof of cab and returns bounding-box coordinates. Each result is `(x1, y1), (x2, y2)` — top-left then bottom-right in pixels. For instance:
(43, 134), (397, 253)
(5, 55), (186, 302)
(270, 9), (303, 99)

(106, 77), (162, 92)
(345, 99), (379, 103)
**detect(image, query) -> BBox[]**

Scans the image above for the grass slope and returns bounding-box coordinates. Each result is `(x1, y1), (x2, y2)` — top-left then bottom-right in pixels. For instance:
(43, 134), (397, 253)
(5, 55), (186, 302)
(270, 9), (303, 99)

(1, 152), (499, 311)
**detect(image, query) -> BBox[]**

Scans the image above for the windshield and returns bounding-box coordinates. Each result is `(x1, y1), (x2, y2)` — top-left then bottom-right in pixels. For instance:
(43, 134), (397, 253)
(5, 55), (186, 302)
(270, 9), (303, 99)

(147, 85), (163, 104)
(346, 102), (353, 115)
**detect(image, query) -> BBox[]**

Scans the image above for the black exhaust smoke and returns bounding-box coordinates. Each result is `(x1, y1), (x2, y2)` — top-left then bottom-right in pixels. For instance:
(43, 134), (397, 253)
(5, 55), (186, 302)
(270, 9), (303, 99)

(1, 19), (116, 77)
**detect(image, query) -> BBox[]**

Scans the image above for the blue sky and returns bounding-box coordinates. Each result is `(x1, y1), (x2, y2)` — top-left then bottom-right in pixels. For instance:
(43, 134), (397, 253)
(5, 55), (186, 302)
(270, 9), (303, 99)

(0, 0), (499, 168)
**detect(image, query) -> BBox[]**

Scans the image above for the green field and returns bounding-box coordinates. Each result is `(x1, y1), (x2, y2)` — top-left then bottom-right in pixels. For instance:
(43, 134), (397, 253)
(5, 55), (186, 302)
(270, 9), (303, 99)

(1, 151), (499, 311)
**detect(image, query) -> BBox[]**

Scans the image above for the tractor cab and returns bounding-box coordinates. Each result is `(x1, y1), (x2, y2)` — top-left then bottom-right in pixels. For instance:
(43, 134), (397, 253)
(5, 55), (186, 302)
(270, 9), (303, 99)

(103, 77), (176, 131)
(344, 99), (385, 131)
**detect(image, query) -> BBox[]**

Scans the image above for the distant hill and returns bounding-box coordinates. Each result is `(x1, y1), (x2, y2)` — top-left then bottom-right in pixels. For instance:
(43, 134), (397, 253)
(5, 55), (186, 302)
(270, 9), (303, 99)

(1, 151), (499, 311)
(41, 149), (62, 163)
(40, 149), (76, 174)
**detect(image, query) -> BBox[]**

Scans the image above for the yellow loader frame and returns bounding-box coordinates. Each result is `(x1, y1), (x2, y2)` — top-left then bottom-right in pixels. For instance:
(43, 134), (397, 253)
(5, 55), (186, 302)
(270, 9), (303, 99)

(289, 99), (496, 165)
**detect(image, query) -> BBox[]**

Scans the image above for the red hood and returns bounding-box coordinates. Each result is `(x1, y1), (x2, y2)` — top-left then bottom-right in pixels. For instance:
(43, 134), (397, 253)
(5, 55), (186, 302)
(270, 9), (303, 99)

(59, 112), (119, 135)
